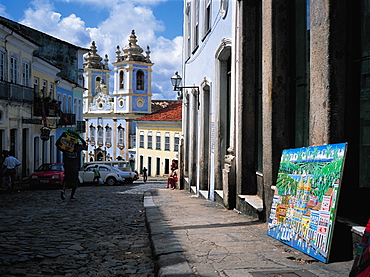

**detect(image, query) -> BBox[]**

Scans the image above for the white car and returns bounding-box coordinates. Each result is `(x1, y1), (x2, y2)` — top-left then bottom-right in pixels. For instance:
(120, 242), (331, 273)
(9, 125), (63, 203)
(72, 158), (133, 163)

(78, 164), (125, 186)
(82, 161), (138, 183)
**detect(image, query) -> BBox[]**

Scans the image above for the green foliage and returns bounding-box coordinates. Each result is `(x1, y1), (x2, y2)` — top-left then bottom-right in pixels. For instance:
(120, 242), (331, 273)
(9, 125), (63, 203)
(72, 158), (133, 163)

(277, 146), (345, 201)
(276, 173), (298, 196)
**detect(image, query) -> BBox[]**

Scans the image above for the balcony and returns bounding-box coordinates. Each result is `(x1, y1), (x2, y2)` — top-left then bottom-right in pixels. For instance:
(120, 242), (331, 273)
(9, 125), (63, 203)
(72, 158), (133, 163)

(57, 113), (76, 126)
(0, 80), (34, 103)
(33, 95), (60, 117)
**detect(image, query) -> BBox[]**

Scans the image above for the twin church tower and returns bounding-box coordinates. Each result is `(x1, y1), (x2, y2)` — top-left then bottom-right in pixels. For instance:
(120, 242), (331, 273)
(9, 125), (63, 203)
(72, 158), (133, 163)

(82, 30), (154, 165)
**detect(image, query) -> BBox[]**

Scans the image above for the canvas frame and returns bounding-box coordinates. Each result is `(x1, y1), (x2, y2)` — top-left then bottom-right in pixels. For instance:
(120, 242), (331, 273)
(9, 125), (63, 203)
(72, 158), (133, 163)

(267, 143), (347, 263)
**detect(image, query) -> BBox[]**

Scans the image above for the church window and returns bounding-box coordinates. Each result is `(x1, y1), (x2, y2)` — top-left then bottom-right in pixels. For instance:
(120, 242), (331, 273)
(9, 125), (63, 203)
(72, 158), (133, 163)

(119, 99), (124, 107)
(119, 70), (124, 89)
(97, 125), (103, 146)
(139, 131), (144, 148)
(136, 70), (144, 90)
(156, 132), (161, 150)
(118, 124), (125, 149)
(105, 125), (112, 148)
(89, 124), (96, 145)
(165, 132), (170, 151)
(147, 131), (152, 149)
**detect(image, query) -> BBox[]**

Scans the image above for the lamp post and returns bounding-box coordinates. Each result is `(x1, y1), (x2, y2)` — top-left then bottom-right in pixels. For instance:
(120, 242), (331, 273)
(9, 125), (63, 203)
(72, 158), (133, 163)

(170, 71), (199, 108)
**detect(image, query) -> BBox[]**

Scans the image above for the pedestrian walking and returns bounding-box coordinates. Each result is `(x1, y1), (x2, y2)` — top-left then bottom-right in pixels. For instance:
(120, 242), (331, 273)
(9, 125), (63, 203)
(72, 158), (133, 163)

(93, 164), (101, 186)
(2, 150), (21, 193)
(143, 167), (147, 182)
(56, 130), (87, 200)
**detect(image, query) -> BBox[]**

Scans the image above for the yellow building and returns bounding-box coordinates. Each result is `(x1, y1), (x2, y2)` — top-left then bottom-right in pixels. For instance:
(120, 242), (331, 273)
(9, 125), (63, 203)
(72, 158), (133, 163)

(0, 21), (39, 179)
(135, 102), (182, 177)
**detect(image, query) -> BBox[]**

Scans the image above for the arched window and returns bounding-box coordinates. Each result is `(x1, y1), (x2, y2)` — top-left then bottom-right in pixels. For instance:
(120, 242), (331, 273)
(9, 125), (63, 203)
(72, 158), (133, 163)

(117, 124), (125, 149)
(89, 124), (95, 145)
(10, 55), (18, 83)
(0, 51), (5, 81)
(136, 70), (144, 90)
(97, 125), (103, 146)
(105, 125), (112, 148)
(119, 70), (124, 89)
(23, 61), (30, 87)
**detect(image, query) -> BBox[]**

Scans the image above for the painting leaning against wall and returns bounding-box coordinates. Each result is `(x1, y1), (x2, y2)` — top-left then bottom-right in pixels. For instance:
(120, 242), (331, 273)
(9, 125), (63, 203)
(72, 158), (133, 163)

(267, 143), (347, 263)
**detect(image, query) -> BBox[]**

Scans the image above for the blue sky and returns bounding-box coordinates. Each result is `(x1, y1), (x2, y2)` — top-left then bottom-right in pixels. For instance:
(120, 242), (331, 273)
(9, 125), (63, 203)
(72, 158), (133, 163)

(0, 0), (184, 100)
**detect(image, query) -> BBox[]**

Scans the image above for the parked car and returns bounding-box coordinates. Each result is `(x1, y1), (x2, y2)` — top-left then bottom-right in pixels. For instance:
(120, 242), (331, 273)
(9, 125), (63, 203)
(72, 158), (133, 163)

(82, 161), (139, 184)
(78, 164), (125, 186)
(29, 163), (64, 189)
(81, 161), (138, 183)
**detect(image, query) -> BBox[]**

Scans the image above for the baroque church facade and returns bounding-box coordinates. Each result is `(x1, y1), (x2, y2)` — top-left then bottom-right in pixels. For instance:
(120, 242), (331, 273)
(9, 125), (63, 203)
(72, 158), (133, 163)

(83, 30), (153, 169)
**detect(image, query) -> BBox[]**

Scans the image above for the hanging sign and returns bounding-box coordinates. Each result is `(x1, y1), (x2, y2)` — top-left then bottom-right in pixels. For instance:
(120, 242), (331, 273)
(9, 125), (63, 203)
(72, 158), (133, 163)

(40, 126), (52, 141)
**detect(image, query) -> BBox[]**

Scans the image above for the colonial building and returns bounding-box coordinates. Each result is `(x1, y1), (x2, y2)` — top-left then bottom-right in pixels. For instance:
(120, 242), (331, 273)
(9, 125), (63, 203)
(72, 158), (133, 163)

(0, 21), (39, 179)
(0, 16), (87, 181)
(179, 0), (369, 259)
(135, 101), (182, 177)
(83, 30), (153, 169)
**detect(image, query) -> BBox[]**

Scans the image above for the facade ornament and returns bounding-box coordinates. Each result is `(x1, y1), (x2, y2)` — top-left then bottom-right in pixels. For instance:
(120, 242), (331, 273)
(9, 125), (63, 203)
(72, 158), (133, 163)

(116, 45), (121, 62)
(83, 41), (105, 69)
(136, 96), (145, 108)
(145, 46), (151, 63)
(224, 147), (235, 165)
(117, 29), (148, 62)
(104, 54), (109, 70)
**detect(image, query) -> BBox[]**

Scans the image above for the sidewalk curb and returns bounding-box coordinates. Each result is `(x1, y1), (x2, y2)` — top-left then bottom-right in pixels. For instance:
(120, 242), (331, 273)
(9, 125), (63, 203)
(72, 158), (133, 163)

(144, 190), (194, 277)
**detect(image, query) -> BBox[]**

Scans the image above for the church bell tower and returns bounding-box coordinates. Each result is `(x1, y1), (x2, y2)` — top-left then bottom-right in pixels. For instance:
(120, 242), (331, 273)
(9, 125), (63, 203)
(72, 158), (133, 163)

(112, 30), (154, 118)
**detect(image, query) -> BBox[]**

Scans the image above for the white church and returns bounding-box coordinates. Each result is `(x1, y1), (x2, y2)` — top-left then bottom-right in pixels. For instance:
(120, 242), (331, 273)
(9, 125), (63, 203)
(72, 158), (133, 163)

(82, 30), (154, 169)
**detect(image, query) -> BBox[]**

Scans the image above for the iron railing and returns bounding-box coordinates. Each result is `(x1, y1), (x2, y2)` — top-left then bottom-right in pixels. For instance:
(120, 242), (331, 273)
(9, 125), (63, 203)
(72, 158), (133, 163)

(57, 113), (76, 126)
(0, 81), (34, 103)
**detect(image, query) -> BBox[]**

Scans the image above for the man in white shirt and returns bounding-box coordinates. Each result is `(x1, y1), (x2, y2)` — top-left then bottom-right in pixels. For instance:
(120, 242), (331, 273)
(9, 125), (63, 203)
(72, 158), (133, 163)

(2, 150), (21, 193)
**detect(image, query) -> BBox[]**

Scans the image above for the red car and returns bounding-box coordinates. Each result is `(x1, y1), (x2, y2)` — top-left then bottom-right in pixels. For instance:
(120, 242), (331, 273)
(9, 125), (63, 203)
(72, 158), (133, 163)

(29, 163), (64, 189)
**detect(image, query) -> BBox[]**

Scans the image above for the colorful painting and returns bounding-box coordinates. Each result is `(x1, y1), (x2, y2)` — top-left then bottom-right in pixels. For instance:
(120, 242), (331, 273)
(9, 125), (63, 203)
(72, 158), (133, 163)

(267, 143), (347, 263)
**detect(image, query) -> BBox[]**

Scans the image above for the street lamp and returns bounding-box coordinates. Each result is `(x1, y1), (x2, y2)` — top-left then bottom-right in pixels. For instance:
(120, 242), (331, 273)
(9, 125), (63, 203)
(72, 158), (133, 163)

(170, 72), (199, 108)
(170, 71), (183, 92)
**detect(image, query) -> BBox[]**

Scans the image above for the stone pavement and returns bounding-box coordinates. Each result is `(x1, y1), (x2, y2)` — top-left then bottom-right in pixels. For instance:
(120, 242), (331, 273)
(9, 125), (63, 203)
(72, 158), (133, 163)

(0, 181), (164, 277)
(144, 188), (354, 277)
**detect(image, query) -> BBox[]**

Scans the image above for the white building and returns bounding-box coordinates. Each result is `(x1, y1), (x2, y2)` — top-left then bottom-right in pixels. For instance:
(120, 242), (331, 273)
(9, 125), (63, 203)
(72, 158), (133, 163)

(83, 30), (154, 169)
(179, 0), (234, 202)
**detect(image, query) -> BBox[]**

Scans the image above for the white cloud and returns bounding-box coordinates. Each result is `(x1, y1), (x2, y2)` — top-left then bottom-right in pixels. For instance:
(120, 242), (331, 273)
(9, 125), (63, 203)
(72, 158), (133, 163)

(0, 4), (11, 19)
(18, 0), (182, 99)
(20, 0), (91, 45)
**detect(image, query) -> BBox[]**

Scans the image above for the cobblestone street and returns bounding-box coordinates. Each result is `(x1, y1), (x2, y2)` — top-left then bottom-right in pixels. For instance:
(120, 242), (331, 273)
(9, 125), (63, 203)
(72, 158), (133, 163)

(0, 181), (165, 277)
